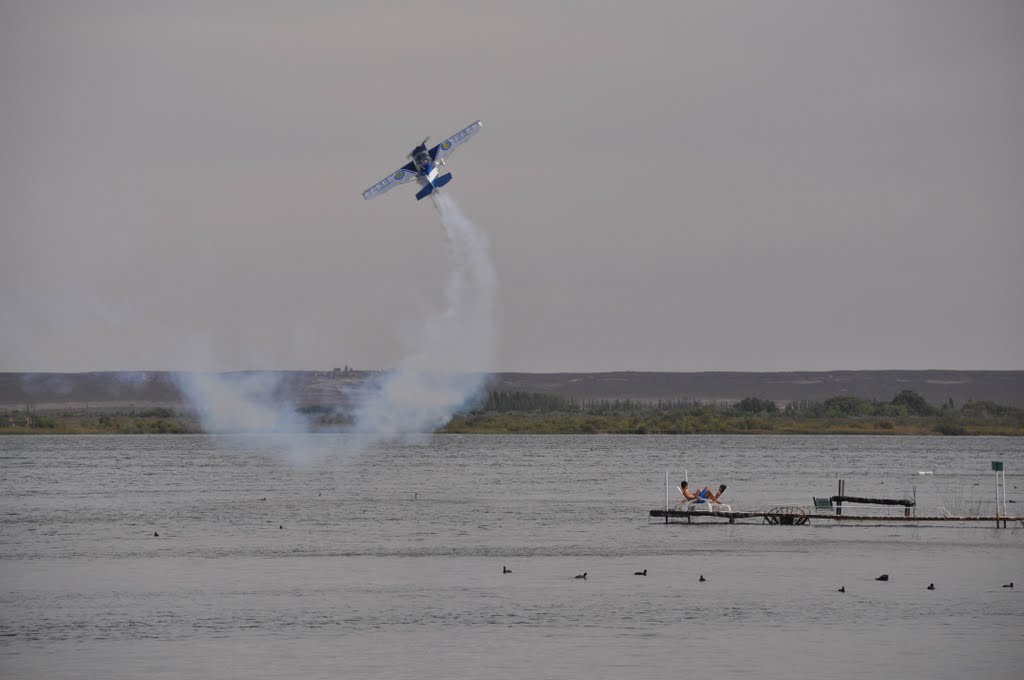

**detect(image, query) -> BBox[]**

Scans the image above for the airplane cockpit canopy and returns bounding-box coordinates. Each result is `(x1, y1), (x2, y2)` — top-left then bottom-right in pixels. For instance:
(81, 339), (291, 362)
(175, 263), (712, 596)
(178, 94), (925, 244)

(412, 149), (432, 170)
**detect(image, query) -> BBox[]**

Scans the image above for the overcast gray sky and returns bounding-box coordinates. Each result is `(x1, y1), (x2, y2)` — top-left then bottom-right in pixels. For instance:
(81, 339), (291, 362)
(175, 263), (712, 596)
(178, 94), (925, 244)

(2, 1), (1022, 373)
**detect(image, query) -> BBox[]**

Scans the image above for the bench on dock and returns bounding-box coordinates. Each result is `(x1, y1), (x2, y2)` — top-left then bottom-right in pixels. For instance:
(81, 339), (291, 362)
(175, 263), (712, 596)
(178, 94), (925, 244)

(811, 494), (915, 517)
(813, 497), (833, 512)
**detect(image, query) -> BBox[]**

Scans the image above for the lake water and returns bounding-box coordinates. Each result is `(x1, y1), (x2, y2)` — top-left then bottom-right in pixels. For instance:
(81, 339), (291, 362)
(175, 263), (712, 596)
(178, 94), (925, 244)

(1, 434), (1021, 679)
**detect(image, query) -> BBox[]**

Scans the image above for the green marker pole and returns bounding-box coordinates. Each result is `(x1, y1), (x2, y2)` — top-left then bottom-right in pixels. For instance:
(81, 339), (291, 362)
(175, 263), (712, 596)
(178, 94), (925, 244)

(992, 461), (1004, 519)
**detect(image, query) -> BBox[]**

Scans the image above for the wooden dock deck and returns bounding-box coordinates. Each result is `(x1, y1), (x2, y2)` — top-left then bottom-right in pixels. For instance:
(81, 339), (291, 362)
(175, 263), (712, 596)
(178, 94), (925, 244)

(653, 474), (1021, 527)
(649, 508), (1024, 527)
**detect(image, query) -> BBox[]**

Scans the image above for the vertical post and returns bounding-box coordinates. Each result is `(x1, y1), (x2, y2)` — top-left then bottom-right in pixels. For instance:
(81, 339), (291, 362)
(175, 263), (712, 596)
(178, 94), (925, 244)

(1002, 470), (1008, 518)
(992, 461), (1004, 520)
(998, 470), (1003, 518)
(836, 479), (844, 516)
(995, 468), (1000, 519)
(665, 470), (670, 523)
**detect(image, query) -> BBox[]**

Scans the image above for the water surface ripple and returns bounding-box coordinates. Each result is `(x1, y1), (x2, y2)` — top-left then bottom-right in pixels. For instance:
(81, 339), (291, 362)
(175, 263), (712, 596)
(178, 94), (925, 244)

(1, 434), (1021, 679)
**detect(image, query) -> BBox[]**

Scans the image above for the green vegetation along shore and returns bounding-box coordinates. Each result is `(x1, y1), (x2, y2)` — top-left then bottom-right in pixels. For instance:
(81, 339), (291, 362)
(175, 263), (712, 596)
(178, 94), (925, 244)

(1, 407), (202, 435)
(2, 390), (1022, 436)
(440, 390), (1024, 436)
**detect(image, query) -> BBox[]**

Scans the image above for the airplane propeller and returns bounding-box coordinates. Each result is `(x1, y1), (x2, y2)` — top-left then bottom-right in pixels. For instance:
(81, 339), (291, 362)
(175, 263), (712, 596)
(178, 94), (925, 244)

(407, 137), (430, 158)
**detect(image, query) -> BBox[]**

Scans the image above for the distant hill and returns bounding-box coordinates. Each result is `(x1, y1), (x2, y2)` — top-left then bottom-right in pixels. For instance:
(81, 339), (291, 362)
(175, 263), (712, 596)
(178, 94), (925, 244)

(488, 371), (1024, 407)
(2, 370), (1022, 410)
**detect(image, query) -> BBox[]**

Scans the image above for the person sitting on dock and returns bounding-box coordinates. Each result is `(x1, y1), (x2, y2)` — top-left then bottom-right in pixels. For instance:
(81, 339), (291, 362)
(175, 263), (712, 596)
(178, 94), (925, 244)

(681, 480), (727, 504)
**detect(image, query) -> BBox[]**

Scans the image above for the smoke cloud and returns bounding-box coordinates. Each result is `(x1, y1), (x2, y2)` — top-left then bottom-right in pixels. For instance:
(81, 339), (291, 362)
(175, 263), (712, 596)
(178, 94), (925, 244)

(175, 371), (309, 434)
(349, 192), (497, 438)
(171, 191), (496, 459)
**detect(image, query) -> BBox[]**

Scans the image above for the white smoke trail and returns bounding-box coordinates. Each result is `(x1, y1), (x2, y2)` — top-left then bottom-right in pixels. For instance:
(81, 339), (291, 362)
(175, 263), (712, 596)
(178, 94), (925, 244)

(174, 367), (346, 466)
(350, 192), (497, 437)
(175, 371), (309, 434)
(168, 191), (496, 461)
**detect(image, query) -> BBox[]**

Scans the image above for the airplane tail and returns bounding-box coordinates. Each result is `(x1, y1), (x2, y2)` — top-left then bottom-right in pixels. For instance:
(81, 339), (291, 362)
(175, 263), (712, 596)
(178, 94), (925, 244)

(415, 173), (453, 201)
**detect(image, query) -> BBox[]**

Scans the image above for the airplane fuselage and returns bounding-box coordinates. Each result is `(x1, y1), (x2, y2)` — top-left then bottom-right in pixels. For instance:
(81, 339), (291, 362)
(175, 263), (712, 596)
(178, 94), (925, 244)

(410, 145), (439, 187)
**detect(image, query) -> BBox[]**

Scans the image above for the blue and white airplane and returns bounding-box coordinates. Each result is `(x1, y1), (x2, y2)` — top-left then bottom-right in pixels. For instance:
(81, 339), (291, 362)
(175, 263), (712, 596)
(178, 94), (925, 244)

(362, 120), (482, 201)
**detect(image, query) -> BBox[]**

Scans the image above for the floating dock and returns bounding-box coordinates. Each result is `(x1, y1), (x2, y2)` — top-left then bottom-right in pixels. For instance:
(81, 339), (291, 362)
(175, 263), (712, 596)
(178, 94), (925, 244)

(652, 473), (1022, 528)
(649, 508), (1023, 527)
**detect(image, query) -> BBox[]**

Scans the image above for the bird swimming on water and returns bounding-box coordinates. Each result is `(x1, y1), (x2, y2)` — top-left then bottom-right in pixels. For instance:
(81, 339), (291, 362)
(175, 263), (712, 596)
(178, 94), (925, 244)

(927, 583), (935, 590)
(503, 566), (511, 574)
(876, 574), (889, 581)
(838, 586), (845, 593)
(153, 531), (159, 537)
(699, 575), (706, 582)
(634, 569), (647, 576)
(574, 572), (587, 580)
(1003, 582), (1014, 588)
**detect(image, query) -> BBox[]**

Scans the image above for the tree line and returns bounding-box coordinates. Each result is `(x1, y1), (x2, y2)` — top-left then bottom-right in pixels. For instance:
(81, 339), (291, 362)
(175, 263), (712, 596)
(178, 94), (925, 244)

(4, 390), (1022, 435)
(441, 390), (1024, 435)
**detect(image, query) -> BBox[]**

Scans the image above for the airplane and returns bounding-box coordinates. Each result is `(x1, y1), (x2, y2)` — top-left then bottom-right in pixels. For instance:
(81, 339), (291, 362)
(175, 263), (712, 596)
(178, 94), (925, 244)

(362, 120), (482, 201)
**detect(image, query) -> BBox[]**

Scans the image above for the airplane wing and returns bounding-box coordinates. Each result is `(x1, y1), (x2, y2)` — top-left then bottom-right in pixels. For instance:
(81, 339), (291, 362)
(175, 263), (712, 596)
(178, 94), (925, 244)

(430, 120), (482, 164)
(362, 161), (417, 200)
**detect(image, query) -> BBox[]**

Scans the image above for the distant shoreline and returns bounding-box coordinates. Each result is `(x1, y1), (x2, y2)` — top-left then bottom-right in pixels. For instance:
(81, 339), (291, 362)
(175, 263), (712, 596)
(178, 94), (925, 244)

(4, 369), (1024, 408)
(3, 422), (1020, 436)
(4, 389), (1022, 436)
(3, 370), (1022, 436)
